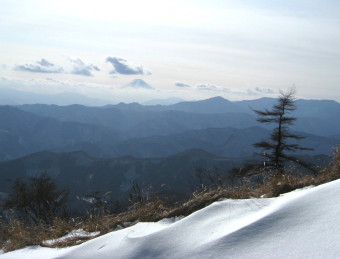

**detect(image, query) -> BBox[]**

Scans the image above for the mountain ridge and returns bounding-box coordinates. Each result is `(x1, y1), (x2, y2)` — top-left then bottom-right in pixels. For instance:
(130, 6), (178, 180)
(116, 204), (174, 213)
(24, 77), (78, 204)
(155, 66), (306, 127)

(0, 149), (248, 203)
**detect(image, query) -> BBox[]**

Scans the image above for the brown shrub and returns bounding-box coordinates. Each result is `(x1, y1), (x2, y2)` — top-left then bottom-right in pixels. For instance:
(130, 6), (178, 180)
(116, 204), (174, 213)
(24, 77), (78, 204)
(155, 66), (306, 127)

(0, 220), (49, 252)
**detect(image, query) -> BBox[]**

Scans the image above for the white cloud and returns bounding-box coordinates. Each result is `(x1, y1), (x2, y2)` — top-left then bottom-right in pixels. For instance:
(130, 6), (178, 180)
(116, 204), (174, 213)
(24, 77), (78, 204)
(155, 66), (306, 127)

(196, 84), (230, 93)
(14, 59), (64, 74)
(175, 82), (191, 88)
(106, 57), (151, 75)
(13, 58), (101, 77)
(254, 87), (276, 94)
(69, 58), (100, 77)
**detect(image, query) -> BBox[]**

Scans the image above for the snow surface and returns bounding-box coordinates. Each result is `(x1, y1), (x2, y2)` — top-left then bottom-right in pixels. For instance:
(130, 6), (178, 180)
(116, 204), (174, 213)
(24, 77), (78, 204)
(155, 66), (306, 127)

(2, 180), (340, 258)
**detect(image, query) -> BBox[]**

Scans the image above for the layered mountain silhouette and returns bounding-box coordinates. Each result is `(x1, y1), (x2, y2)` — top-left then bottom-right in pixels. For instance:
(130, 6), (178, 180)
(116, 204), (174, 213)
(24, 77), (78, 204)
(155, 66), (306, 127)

(0, 149), (247, 203)
(17, 104), (258, 139)
(0, 87), (112, 106)
(18, 96), (340, 136)
(0, 106), (120, 161)
(0, 96), (337, 162)
(56, 127), (340, 159)
(0, 95), (339, 204)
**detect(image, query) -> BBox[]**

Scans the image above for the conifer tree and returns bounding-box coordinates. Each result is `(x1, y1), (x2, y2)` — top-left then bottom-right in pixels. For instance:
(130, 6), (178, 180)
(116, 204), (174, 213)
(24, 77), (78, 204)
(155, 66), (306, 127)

(253, 88), (312, 171)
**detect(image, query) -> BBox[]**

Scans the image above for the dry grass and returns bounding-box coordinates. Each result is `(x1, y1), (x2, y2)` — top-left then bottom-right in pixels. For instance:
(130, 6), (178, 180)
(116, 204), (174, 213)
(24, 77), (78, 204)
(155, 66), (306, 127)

(80, 198), (170, 235)
(1, 148), (340, 252)
(0, 220), (49, 252)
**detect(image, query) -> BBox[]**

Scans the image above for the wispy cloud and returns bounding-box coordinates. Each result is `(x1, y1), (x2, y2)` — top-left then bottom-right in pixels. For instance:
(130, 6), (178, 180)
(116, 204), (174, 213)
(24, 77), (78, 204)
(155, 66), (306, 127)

(196, 84), (230, 93)
(197, 84), (218, 91)
(254, 87), (276, 94)
(175, 82), (191, 88)
(247, 87), (277, 95)
(14, 59), (64, 74)
(106, 57), (151, 75)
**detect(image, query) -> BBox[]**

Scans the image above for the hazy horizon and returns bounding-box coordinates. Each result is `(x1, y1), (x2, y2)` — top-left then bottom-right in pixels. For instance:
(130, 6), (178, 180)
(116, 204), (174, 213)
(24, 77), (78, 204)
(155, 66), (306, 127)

(1, 1), (339, 103)
(2, 86), (340, 107)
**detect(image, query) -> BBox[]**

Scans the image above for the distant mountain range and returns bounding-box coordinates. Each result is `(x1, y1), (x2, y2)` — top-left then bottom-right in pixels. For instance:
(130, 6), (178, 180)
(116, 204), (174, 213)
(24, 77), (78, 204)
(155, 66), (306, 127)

(143, 97), (184, 105)
(18, 96), (340, 136)
(0, 106), (120, 161)
(0, 87), (113, 106)
(17, 103), (258, 139)
(0, 96), (338, 163)
(56, 126), (340, 159)
(103, 96), (249, 114)
(0, 95), (338, 205)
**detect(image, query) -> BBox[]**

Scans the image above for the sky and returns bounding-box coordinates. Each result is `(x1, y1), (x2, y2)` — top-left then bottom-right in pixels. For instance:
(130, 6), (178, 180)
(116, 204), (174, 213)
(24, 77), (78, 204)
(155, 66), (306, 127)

(0, 0), (339, 103)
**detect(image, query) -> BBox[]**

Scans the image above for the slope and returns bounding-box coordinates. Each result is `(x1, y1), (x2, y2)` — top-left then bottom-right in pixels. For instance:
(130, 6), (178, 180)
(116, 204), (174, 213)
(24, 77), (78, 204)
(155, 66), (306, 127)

(2, 179), (339, 258)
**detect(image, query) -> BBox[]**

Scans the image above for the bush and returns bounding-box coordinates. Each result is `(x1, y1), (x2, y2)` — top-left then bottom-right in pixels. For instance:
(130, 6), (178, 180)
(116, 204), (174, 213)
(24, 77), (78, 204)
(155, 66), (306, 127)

(2, 174), (69, 224)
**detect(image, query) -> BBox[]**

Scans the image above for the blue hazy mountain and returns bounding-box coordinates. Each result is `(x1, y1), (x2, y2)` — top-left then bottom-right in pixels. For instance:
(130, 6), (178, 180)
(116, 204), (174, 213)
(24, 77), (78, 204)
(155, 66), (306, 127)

(143, 97), (184, 105)
(18, 96), (340, 136)
(56, 126), (340, 159)
(0, 87), (113, 106)
(0, 96), (338, 163)
(0, 106), (120, 161)
(105, 96), (248, 114)
(0, 104), (337, 162)
(17, 103), (258, 138)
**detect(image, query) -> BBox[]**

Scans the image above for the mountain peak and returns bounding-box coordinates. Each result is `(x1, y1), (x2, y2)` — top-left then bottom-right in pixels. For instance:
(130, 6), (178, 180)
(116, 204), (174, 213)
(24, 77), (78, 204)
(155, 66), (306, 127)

(208, 96), (227, 101)
(123, 79), (154, 90)
(204, 96), (231, 103)
(171, 95), (245, 114)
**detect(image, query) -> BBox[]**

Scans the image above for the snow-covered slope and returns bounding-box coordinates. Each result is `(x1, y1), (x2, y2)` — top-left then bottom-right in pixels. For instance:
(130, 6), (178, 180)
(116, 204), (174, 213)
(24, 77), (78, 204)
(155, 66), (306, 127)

(2, 179), (340, 258)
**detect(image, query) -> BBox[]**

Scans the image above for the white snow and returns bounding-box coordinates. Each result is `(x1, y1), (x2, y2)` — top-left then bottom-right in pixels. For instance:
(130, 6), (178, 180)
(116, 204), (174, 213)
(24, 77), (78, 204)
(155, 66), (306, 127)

(1, 179), (340, 258)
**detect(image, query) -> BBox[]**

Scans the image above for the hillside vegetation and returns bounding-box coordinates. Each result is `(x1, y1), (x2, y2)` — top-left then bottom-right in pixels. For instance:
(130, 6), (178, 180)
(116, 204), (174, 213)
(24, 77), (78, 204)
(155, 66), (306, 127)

(1, 148), (339, 252)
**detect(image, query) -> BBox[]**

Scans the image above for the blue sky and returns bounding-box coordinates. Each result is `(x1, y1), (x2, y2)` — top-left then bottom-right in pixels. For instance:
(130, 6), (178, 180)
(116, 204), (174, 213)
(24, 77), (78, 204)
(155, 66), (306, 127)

(0, 0), (339, 103)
